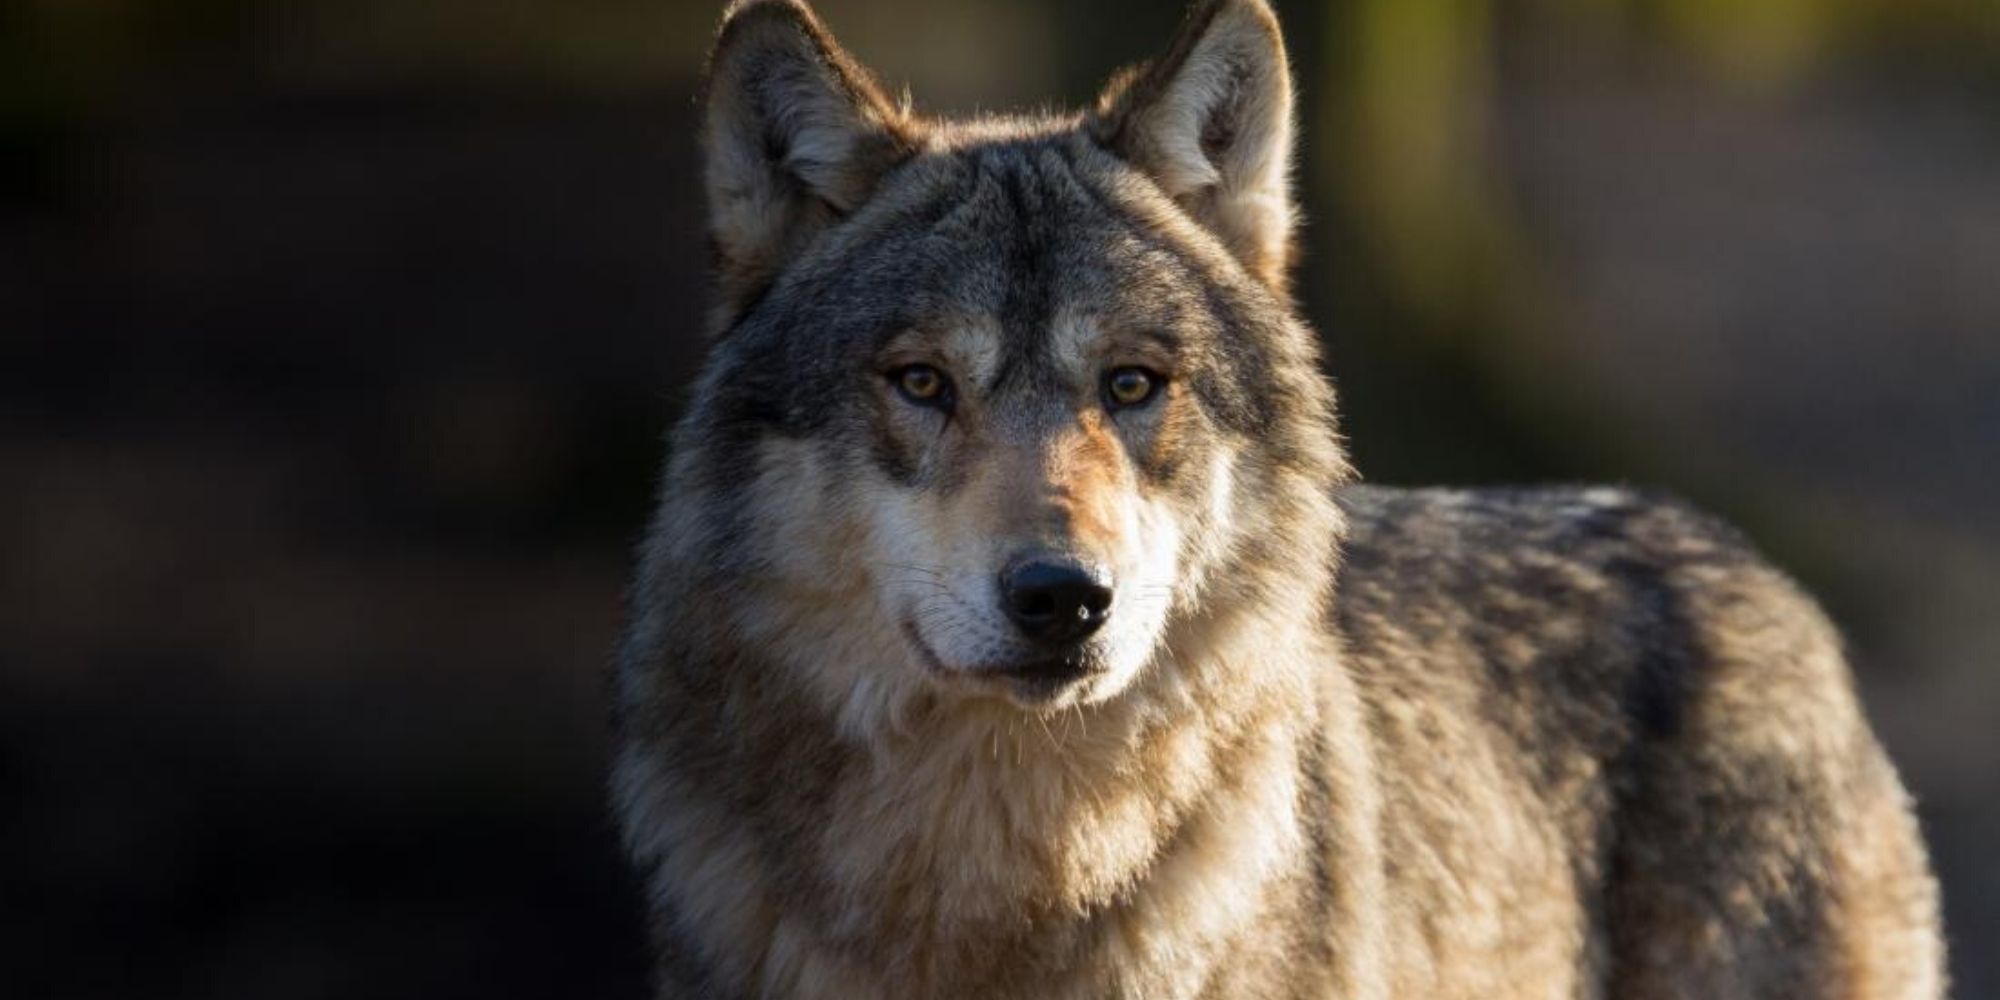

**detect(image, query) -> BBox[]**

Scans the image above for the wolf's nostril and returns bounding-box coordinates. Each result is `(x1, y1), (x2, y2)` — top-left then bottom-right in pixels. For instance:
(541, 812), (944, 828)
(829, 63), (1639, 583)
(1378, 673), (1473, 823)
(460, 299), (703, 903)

(1016, 591), (1057, 618)
(1001, 557), (1113, 645)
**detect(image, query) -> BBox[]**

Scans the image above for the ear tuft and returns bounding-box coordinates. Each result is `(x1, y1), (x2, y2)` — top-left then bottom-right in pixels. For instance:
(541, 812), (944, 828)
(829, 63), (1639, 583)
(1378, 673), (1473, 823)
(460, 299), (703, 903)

(704, 0), (916, 310)
(1093, 0), (1296, 290)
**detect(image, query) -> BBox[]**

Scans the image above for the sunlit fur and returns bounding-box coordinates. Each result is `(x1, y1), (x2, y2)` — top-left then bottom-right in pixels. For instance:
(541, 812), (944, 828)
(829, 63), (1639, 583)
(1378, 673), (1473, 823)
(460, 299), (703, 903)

(611, 2), (1945, 998)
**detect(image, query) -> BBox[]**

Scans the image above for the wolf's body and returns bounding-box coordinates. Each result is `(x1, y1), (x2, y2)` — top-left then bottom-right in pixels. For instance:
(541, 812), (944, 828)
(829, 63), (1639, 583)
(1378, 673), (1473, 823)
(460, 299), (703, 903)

(611, 2), (1944, 997)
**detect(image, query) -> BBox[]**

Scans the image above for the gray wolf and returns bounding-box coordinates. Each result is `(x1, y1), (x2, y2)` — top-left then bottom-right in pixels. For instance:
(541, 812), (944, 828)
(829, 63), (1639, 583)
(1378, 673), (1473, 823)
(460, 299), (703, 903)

(609, 1), (1946, 996)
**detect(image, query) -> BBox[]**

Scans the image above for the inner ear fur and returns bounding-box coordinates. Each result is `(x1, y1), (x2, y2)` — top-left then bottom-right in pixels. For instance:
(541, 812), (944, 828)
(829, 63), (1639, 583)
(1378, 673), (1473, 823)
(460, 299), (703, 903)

(1092, 0), (1297, 292)
(703, 0), (918, 313)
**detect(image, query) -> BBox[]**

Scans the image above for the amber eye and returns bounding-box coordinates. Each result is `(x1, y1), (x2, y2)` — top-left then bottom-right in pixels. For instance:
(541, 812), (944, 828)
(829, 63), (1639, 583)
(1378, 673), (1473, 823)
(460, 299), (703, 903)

(1104, 367), (1162, 409)
(891, 364), (953, 408)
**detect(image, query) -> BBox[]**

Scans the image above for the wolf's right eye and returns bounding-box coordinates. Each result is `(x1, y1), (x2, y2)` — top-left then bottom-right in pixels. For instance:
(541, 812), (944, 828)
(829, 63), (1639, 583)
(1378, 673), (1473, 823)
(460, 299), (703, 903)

(890, 364), (954, 409)
(1104, 367), (1163, 409)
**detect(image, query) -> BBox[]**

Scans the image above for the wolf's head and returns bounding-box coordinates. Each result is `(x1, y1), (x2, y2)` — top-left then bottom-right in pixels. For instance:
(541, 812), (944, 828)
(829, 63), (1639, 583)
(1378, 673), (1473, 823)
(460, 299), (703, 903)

(647, 0), (1346, 727)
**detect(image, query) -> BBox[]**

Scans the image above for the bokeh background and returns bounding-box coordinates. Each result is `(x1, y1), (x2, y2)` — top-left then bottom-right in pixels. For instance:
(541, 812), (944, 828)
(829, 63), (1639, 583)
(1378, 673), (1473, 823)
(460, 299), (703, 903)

(4, 0), (1996, 996)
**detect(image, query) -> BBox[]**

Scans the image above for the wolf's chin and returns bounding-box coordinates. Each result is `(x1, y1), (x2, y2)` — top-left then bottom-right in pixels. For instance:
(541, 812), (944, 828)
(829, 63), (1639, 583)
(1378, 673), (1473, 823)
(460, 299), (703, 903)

(898, 618), (1113, 710)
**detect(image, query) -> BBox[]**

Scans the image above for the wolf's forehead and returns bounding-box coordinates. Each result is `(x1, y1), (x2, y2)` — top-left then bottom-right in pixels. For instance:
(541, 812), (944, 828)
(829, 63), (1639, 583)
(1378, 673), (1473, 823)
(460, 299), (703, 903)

(877, 144), (1206, 352)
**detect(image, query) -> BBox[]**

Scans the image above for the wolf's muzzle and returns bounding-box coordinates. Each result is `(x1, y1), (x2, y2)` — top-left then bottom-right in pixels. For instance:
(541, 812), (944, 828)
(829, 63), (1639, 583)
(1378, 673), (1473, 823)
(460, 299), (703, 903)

(1000, 555), (1112, 647)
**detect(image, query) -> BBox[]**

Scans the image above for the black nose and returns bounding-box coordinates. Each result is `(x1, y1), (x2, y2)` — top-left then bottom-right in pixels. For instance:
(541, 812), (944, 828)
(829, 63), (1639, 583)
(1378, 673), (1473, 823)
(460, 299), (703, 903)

(1001, 558), (1113, 645)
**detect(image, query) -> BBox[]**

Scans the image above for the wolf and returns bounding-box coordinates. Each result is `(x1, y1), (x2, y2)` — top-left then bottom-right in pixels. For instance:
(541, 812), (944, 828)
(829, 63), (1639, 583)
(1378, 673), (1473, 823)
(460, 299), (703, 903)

(609, 1), (1946, 997)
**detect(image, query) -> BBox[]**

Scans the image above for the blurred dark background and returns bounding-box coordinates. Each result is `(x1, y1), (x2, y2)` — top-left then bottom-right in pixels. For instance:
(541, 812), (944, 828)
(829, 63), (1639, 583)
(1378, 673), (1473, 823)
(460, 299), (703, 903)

(3, 0), (1996, 996)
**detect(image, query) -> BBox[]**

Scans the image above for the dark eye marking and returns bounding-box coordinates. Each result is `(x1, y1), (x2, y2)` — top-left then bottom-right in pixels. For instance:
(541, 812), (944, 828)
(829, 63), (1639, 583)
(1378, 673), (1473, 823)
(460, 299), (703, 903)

(889, 363), (955, 411)
(1103, 366), (1165, 410)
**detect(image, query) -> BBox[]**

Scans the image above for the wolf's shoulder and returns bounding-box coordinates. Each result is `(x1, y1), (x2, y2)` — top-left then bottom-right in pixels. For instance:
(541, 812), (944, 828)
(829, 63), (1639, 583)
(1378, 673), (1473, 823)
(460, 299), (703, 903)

(1330, 483), (1849, 759)
(1332, 482), (1818, 659)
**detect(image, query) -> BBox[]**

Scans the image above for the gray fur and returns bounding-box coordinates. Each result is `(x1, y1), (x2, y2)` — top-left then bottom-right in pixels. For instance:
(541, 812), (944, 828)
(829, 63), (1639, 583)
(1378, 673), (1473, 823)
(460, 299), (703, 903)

(610, 2), (1945, 997)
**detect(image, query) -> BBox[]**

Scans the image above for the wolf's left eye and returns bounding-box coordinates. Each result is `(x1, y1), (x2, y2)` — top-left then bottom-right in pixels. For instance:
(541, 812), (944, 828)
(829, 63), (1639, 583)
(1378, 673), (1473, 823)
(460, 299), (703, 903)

(891, 364), (954, 409)
(1103, 367), (1163, 409)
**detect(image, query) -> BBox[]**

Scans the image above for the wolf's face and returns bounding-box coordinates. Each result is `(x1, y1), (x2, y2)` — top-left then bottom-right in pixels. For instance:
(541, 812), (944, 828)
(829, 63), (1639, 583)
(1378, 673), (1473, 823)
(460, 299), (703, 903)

(660, 0), (1344, 722)
(774, 146), (1262, 709)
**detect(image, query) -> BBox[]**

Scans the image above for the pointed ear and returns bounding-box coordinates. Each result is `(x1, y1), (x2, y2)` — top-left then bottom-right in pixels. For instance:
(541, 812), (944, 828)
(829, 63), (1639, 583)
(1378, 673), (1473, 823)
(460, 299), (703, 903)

(703, 0), (916, 306)
(1092, 0), (1296, 290)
